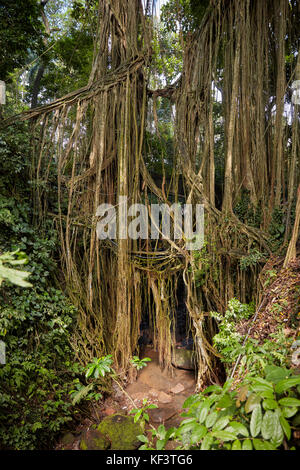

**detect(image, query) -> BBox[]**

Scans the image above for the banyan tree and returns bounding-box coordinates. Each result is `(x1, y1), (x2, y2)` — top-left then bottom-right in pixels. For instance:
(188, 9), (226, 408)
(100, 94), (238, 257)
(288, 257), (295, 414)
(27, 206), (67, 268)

(2, 0), (300, 389)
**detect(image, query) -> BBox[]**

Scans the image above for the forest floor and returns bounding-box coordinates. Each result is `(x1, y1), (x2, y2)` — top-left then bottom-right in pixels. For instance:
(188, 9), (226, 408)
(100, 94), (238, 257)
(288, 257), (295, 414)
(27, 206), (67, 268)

(56, 347), (196, 450)
(55, 258), (300, 450)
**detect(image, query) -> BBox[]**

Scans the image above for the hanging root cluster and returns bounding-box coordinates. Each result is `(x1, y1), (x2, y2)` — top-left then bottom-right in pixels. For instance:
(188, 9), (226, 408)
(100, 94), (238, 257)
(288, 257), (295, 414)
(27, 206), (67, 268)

(1, 0), (300, 390)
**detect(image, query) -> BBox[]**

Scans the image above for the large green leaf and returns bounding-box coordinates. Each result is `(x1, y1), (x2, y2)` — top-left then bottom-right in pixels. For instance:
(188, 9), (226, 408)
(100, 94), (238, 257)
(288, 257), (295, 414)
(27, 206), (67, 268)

(205, 411), (218, 428)
(183, 395), (199, 408)
(232, 439), (242, 450)
(71, 383), (94, 405)
(211, 430), (237, 441)
(279, 415), (291, 441)
(242, 439), (253, 450)
(250, 405), (262, 437)
(200, 433), (213, 450)
(261, 410), (276, 440)
(270, 414), (284, 448)
(227, 421), (249, 437)
(216, 394), (234, 409)
(250, 377), (273, 394)
(179, 421), (199, 435)
(265, 366), (290, 384)
(190, 425), (208, 444)
(278, 397), (300, 407)
(275, 376), (300, 395)
(0, 264), (32, 288)
(197, 400), (211, 423)
(262, 399), (278, 410)
(212, 416), (230, 431)
(253, 439), (275, 450)
(245, 393), (261, 413)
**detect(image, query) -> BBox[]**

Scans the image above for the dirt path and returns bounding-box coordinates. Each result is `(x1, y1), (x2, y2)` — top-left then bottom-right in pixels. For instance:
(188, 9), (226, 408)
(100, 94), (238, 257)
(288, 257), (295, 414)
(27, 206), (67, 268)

(57, 347), (196, 450)
(110, 347), (196, 429)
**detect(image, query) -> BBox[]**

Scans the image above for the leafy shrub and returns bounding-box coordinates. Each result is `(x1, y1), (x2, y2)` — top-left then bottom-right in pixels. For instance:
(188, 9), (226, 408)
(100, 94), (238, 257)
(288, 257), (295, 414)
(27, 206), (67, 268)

(178, 367), (300, 450)
(0, 195), (84, 449)
(0, 283), (82, 449)
(138, 367), (300, 450)
(211, 299), (292, 376)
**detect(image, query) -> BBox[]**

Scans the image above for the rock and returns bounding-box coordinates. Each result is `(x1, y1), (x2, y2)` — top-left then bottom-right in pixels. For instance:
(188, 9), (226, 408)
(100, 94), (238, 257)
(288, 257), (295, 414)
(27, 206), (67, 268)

(61, 432), (75, 446)
(131, 392), (147, 402)
(158, 391), (172, 404)
(97, 414), (142, 450)
(172, 348), (195, 370)
(165, 439), (181, 450)
(138, 369), (173, 389)
(103, 407), (116, 416)
(148, 407), (177, 424)
(149, 389), (159, 398)
(79, 429), (110, 450)
(170, 383), (185, 394)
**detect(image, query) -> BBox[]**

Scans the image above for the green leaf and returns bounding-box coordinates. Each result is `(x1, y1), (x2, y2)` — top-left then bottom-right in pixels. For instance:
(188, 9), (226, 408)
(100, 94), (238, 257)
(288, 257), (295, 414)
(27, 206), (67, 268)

(202, 385), (222, 394)
(148, 404), (158, 410)
(279, 415), (291, 441)
(179, 421), (198, 435)
(197, 401), (210, 424)
(85, 365), (95, 379)
(282, 406), (298, 418)
(242, 439), (253, 450)
(134, 409), (142, 423)
(265, 366), (291, 384)
(71, 383), (94, 405)
(205, 411), (218, 428)
(261, 410), (276, 440)
(245, 393), (261, 413)
(183, 395), (199, 408)
(216, 394), (234, 409)
(253, 439), (275, 450)
(32, 421), (43, 432)
(227, 421), (249, 437)
(262, 399), (278, 410)
(212, 416), (230, 431)
(232, 439), (242, 450)
(250, 377), (273, 393)
(278, 397), (300, 407)
(0, 264), (32, 287)
(156, 439), (165, 450)
(137, 435), (148, 443)
(275, 377), (300, 394)
(270, 415), (284, 448)
(256, 390), (275, 400)
(211, 430), (237, 441)
(201, 433), (213, 450)
(250, 405), (262, 437)
(181, 418), (196, 425)
(190, 425), (208, 444)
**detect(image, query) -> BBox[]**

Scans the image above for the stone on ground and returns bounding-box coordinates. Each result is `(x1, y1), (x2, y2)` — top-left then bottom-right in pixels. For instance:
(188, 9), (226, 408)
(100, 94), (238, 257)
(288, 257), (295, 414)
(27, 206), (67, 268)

(148, 407), (177, 424)
(80, 429), (110, 450)
(97, 414), (142, 450)
(61, 432), (75, 446)
(158, 391), (172, 404)
(172, 348), (195, 370)
(170, 383), (185, 394)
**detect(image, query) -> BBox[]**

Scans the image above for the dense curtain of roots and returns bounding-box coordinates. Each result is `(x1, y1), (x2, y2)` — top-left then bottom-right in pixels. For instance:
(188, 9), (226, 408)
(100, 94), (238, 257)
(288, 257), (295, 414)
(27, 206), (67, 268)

(2, 0), (300, 389)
